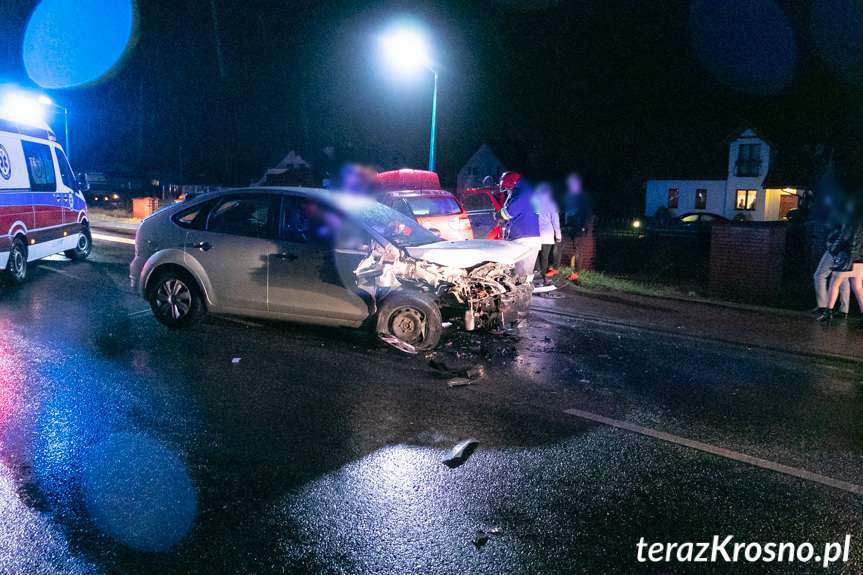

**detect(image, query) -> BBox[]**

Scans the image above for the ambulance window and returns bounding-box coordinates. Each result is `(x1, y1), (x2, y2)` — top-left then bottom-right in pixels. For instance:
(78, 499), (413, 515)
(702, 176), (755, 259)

(21, 141), (56, 192)
(54, 148), (74, 189)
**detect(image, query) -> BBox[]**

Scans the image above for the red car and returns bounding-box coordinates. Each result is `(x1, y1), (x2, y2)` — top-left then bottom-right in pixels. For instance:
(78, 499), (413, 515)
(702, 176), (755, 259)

(376, 169), (474, 241)
(461, 187), (503, 240)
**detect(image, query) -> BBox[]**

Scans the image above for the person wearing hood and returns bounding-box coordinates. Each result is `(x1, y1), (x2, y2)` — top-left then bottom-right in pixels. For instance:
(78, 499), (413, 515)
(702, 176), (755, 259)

(497, 171), (542, 282)
(534, 182), (562, 286)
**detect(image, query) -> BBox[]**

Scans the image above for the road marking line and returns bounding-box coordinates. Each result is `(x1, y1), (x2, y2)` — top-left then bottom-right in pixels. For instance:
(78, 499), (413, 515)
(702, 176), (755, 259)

(128, 309), (151, 317)
(91, 232), (135, 245)
(563, 408), (863, 496)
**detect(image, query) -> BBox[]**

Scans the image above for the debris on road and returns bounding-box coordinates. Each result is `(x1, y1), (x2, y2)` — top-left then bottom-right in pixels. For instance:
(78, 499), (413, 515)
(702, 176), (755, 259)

(232, 358), (241, 364)
(441, 321), (453, 328)
(443, 439), (478, 468)
(447, 377), (472, 388)
(377, 333), (418, 354)
(472, 534), (489, 549)
(465, 365), (486, 380)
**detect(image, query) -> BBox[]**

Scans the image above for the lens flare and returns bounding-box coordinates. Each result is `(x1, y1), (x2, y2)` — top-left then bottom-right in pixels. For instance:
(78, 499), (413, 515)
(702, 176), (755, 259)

(23, 0), (135, 89)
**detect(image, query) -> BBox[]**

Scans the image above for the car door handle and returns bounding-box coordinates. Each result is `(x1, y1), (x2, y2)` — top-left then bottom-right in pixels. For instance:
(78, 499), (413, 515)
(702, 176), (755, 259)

(274, 253), (298, 261)
(185, 241), (211, 251)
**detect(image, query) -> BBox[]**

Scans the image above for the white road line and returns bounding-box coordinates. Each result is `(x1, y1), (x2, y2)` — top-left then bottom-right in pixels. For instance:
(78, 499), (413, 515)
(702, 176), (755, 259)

(127, 309), (151, 317)
(563, 408), (863, 496)
(91, 232), (135, 245)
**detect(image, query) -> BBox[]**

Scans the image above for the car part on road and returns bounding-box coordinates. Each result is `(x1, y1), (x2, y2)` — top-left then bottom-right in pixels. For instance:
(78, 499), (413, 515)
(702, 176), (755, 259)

(4, 238), (28, 285)
(443, 439), (478, 468)
(64, 226), (92, 260)
(377, 333), (418, 354)
(446, 377), (471, 388)
(148, 271), (205, 329)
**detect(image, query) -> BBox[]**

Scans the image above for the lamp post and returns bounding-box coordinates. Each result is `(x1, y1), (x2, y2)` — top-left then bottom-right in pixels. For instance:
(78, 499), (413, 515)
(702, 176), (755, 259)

(382, 29), (438, 172)
(38, 95), (69, 161)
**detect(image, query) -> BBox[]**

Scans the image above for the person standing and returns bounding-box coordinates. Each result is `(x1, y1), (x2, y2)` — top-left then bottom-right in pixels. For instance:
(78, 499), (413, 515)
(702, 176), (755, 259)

(813, 224), (850, 318)
(817, 217), (863, 323)
(561, 172), (592, 284)
(534, 182), (562, 285)
(498, 171), (541, 282)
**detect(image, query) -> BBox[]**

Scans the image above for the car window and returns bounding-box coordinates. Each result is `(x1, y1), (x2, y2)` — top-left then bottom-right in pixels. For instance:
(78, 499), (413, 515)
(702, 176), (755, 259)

(172, 202), (212, 229)
(21, 140), (57, 192)
(206, 195), (273, 238)
(404, 195), (462, 216)
(700, 214), (716, 223)
(680, 214), (699, 223)
(391, 198), (415, 219)
(462, 193), (495, 211)
(281, 196), (369, 249)
(54, 147), (75, 189)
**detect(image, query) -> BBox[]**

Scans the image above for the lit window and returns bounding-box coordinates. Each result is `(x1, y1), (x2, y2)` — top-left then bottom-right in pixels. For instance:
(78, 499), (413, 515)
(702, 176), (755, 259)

(667, 188), (679, 209)
(735, 189), (757, 211)
(695, 188), (707, 210)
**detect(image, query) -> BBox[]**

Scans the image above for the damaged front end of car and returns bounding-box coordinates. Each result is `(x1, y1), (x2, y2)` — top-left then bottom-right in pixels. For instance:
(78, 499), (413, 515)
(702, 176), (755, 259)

(354, 242), (532, 332)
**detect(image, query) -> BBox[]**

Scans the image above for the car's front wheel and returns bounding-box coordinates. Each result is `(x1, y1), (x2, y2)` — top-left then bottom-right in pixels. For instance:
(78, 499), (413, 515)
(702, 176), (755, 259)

(149, 270), (204, 329)
(64, 226), (92, 260)
(376, 292), (442, 351)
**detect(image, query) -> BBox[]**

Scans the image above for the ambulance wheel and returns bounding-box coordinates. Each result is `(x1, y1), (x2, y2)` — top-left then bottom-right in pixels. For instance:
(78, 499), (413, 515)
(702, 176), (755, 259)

(376, 292), (442, 351)
(4, 238), (29, 285)
(149, 270), (204, 329)
(65, 227), (91, 260)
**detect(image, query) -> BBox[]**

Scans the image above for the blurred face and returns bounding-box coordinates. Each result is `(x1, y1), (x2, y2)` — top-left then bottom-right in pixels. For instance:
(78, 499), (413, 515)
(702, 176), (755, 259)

(566, 174), (582, 195)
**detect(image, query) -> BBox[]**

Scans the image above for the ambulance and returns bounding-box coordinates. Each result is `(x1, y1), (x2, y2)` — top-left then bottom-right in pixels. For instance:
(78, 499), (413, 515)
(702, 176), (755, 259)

(0, 109), (90, 285)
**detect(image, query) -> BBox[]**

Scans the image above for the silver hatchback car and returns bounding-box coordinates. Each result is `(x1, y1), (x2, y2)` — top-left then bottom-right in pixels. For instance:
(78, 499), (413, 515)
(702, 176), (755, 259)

(130, 187), (533, 350)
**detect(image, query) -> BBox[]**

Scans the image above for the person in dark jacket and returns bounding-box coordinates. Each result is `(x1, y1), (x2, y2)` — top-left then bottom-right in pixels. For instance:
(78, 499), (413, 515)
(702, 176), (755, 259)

(497, 171), (541, 281)
(818, 217), (863, 322)
(813, 225), (850, 317)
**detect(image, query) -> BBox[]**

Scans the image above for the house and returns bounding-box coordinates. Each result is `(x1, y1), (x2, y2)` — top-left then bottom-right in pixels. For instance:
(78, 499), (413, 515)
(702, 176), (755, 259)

(255, 150), (316, 187)
(645, 128), (815, 221)
(457, 144), (505, 191)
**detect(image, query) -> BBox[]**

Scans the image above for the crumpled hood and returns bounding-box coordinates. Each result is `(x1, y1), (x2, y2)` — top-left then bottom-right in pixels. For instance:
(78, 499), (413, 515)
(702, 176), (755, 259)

(405, 240), (532, 268)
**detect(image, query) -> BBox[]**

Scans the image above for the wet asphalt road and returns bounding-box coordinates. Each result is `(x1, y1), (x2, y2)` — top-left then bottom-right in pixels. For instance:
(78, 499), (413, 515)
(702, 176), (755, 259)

(1, 239), (863, 574)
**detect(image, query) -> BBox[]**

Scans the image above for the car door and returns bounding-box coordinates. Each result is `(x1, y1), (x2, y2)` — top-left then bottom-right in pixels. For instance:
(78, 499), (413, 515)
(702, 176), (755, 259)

(20, 140), (63, 234)
(183, 193), (278, 312)
(463, 192), (498, 239)
(53, 147), (79, 226)
(267, 195), (369, 323)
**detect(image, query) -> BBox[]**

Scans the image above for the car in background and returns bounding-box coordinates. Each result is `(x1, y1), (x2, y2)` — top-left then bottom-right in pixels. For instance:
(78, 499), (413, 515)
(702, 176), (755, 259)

(375, 169), (473, 241)
(130, 187), (533, 350)
(461, 188), (502, 240)
(674, 212), (729, 226)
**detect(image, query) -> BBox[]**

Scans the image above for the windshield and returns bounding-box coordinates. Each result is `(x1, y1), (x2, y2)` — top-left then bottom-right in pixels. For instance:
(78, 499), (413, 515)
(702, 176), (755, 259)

(403, 194), (462, 217)
(348, 201), (443, 247)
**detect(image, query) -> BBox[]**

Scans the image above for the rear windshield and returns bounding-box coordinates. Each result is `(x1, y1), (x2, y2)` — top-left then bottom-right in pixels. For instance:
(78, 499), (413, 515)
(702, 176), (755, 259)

(404, 195), (462, 217)
(462, 193), (495, 211)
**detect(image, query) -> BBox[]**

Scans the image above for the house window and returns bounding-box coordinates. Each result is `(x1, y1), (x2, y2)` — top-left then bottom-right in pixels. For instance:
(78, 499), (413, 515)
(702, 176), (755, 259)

(735, 189), (757, 211)
(667, 188), (679, 209)
(695, 188), (707, 210)
(736, 144), (761, 177)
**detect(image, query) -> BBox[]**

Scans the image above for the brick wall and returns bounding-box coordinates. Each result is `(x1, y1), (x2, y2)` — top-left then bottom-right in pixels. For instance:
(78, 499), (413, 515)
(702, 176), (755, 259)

(560, 215), (596, 271)
(709, 222), (787, 303)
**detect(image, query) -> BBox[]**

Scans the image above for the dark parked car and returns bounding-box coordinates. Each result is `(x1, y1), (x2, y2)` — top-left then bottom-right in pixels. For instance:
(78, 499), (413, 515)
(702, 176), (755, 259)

(674, 212), (729, 226)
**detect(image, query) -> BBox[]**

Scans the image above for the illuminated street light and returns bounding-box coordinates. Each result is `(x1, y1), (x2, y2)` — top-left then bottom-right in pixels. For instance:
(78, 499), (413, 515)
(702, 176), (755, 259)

(38, 94), (70, 161)
(381, 28), (439, 172)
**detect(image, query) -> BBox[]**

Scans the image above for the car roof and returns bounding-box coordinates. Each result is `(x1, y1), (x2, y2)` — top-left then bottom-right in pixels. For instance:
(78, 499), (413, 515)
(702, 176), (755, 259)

(379, 189), (455, 198)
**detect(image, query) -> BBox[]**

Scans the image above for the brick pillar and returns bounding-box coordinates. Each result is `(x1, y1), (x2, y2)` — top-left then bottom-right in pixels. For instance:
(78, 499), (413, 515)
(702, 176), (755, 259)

(708, 222), (787, 303)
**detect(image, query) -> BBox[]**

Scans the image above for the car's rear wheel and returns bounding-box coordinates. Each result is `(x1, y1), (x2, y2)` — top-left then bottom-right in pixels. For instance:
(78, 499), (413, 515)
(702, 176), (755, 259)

(376, 292), (442, 350)
(149, 270), (204, 329)
(64, 226), (92, 260)
(4, 238), (28, 285)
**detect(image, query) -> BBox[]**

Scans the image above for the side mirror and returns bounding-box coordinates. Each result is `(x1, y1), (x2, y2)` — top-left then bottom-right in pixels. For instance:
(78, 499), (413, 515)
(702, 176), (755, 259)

(429, 228), (442, 239)
(77, 173), (90, 193)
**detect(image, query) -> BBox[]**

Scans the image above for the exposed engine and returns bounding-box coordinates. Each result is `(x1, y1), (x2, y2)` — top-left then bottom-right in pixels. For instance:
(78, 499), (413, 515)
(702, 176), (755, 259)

(354, 244), (532, 331)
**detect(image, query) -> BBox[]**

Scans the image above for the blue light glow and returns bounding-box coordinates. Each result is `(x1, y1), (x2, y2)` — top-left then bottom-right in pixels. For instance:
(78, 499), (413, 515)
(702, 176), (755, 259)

(23, 0), (135, 89)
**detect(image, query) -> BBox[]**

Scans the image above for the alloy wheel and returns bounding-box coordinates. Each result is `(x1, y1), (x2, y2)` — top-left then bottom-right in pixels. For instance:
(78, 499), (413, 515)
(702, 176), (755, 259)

(155, 278), (193, 321)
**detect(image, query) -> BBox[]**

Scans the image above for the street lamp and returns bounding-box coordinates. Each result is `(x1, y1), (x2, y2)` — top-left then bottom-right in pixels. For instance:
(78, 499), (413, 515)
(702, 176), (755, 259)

(381, 29), (438, 172)
(38, 95), (70, 161)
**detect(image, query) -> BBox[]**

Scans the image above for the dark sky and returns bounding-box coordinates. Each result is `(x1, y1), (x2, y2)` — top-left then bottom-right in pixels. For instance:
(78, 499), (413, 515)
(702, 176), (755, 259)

(2, 0), (862, 214)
